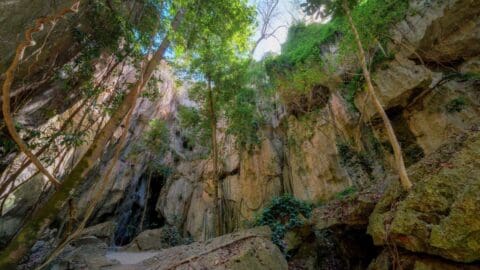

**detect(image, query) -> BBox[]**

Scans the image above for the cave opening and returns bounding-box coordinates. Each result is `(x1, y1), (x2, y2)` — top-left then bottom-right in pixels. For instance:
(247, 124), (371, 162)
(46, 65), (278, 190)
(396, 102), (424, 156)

(113, 171), (166, 246)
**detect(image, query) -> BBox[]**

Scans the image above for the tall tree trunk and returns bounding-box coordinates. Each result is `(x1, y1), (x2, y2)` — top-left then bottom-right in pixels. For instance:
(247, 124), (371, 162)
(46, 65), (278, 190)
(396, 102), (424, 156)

(1, 2), (82, 190)
(0, 10), (185, 268)
(342, 1), (412, 190)
(207, 78), (221, 236)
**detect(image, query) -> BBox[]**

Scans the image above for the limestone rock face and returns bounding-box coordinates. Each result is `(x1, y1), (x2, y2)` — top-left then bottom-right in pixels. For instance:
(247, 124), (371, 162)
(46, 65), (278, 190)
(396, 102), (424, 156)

(285, 114), (351, 203)
(392, 0), (480, 62)
(124, 227), (185, 251)
(367, 249), (480, 270)
(368, 132), (480, 263)
(79, 221), (117, 243)
(106, 227), (287, 270)
(222, 137), (283, 230)
(355, 57), (433, 120)
(406, 79), (480, 155)
(48, 236), (116, 270)
(156, 177), (194, 227)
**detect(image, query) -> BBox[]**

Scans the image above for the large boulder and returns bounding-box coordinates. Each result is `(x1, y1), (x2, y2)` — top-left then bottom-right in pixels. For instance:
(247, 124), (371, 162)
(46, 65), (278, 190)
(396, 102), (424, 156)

(106, 227), (287, 270)
(47, 236), (117, 270)
(368, 132), (480, 263)
(368, 249), (480, 270)
(124, 226), (189, 251)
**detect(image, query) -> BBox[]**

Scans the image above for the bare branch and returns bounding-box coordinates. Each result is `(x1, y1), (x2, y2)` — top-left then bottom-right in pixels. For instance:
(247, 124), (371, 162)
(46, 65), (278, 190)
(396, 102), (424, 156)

(251, 0), (285, 56)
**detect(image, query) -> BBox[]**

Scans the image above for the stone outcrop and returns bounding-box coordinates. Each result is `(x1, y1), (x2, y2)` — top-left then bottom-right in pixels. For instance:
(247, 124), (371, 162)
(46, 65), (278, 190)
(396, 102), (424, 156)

(368, 249), (480, 270)
(48, 227), (287, 270)
(368, 132), (480, 263)
(2, 0), (480, 268)
(285, 113), (352, 203)
(111, 227), (286, 270)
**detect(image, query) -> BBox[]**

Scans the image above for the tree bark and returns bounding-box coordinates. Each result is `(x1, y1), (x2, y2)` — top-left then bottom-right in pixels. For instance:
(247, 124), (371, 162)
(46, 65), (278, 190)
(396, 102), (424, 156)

(1, 2), (82, 190)
(342, 1), (412, 190)
(207, 79), (222, 236)
(0, 9), (185, 268)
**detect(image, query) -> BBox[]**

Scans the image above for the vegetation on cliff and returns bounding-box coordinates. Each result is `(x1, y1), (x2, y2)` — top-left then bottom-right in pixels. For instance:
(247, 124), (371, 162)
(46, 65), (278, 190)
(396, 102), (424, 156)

(1, 0), (480, 268)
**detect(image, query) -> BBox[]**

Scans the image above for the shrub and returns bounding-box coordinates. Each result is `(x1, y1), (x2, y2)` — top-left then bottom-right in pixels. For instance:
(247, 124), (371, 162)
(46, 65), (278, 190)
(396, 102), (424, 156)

(335, 186), (358, 200)
(255, 195), (313, 252)
(446, 97), (467, 113)
(266, 0), (411, 109)
(160, 226), (183, 247)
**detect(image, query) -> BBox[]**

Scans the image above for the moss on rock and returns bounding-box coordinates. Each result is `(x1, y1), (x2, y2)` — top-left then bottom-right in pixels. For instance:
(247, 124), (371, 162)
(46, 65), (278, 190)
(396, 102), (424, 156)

(368, 132), (480, 263)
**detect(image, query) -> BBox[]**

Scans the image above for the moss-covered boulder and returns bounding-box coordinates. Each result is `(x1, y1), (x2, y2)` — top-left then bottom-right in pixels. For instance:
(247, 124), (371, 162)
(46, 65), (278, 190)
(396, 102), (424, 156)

(367, 249), (480, 270)
(368, 132), (480, 263)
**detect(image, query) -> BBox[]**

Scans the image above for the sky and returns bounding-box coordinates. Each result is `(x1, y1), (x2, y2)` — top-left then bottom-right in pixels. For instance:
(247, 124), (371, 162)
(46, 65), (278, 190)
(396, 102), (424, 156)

(250, 0), (305, 60)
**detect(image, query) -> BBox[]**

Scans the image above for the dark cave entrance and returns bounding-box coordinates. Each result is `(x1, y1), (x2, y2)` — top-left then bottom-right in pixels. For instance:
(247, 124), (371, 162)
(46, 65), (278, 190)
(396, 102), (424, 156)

(113, 170), (166, 246)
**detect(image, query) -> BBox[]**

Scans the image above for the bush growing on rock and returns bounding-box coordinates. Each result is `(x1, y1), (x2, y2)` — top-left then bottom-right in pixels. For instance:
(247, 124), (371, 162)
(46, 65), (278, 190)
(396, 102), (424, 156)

(255, 195), (312, 252)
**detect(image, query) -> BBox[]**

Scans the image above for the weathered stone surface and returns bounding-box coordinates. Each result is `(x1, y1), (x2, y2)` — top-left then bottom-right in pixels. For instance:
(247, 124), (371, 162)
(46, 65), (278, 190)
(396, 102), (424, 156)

(392, 0), (480, 63)
(222, 137), (283, 230)
(367, 249), (480, 270)
(106, 227), (287, 270)
(0, 0), (77, 73)
(156, 177), (193, 227)
(356, 57), (433, 120)
(368, 132), (480, 263)
(80, 221), (117, 243)
(312, 189), (381, 231)
(184, 183), (216, 240)
(285, 113), (351, 203)
(125, 228), (170, 251)
(49, 236), (118, 270)
(0, 174), (44, 247)
(406, 80), (480, 155)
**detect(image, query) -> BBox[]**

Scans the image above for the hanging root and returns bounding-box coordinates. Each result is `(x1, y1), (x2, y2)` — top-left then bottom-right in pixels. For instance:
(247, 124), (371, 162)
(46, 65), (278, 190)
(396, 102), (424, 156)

(1, 1), (81, 189)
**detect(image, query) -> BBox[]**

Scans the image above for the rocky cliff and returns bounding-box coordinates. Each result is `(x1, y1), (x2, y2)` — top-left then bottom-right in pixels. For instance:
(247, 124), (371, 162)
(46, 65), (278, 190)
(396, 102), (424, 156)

(0, 0), (479, 269)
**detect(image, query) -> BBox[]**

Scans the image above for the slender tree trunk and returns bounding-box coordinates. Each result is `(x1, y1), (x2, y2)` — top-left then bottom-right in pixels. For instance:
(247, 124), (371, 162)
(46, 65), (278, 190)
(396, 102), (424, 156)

(207, 79), (221, 236)
(1, 2), (82, 190)
(0, 10), (185, 268)
(342, 1), (412, 190)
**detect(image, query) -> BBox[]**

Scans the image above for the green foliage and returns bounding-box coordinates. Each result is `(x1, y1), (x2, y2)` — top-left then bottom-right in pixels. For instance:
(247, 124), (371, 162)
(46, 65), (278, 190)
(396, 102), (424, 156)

(141, 78), (163, 101)
(160, 226), (183, 247)
(337, 142), (355, 166)
(446, 97), (467, 113)
(177, 105), (211, 148)
(341, 70), (364, 112)
(225, 87), (262, 149)
(154, 164), (173, 179)
(273, 19), (342, 67)
(142, 119), (170, 156)
(105, 91), (126, 115)
(59, 130), (87, 147)
(267, 0), (411, 109)
(0, 135), (17, 156)
(344, 0), (410, 50)
(255, 195), (313, 252)
(176, 0), (259, 151)
(137, 119), (171, 174)
(335, 186), (357, 199)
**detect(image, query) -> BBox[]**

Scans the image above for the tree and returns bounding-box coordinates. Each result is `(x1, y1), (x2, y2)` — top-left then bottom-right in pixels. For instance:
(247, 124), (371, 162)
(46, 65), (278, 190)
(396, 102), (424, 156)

(179, 16), (255, 235)
(301, 0), (413, 190)
(0, 5), (185, 267)
(251, 0), (286, 56)
(0, 0), (256, 265)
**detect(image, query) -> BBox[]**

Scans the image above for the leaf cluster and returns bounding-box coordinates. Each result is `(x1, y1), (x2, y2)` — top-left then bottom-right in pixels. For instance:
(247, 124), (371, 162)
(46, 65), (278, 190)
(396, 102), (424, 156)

(255, 194), (312, 252)
(266, 0), (410, 113)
